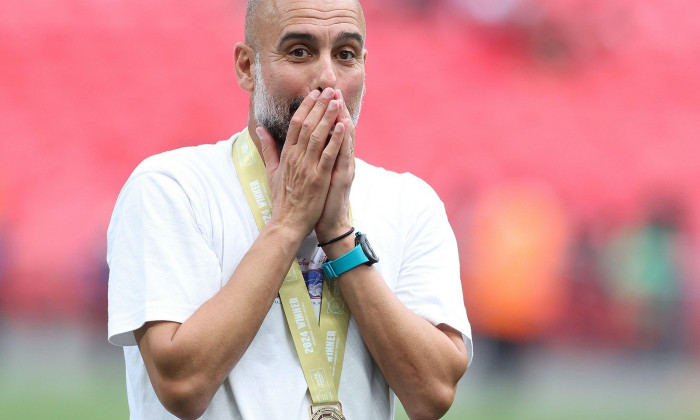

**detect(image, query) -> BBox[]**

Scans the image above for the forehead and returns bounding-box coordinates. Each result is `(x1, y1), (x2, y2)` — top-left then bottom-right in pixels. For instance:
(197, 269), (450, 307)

(260, 0), (365, 46)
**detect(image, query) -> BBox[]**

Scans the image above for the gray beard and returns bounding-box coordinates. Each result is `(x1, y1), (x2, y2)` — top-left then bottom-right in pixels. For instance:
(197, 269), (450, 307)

(257, 97), (304, 153)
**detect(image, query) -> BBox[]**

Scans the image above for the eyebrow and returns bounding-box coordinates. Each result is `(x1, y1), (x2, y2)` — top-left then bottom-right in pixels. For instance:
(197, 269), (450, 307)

(336, 31), (364, 49)
(277, 31), (365, 49)
(277, 32), (315, 49)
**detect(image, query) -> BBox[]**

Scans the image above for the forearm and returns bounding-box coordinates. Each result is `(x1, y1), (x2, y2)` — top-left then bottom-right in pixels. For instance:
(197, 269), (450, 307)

(323, 236), (467, 420)
(136, 222), (303, 419)
(339, 268), (467, 419)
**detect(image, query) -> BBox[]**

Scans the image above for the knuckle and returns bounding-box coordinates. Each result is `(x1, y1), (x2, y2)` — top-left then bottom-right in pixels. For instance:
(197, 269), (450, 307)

(287, 155), (300, 168)
(309, 133), (323, 145)
(324, 111), (338, 122)
(302, 119), (314, 130)
(290, 116), (303, 127)
(308, 173), (322, 187)
(320, 149), (334, 161)
(314, 100), (329, 110)
(318, 162), (332, 173)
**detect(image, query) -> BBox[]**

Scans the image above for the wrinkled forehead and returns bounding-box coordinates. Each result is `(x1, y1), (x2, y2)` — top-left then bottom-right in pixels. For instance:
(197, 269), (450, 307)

(256, 0), (366, 48)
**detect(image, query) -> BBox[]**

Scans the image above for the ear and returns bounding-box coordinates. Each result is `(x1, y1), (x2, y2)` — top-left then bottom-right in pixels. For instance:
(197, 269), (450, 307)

(234, 43), (255, 92)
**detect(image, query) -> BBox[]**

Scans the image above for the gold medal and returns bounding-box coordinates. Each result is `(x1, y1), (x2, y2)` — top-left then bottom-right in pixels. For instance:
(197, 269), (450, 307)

(310, 403), (346, 420)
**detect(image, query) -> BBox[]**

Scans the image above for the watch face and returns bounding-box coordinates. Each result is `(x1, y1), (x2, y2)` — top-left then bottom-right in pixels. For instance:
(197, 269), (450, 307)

(357, 233), (379, 265)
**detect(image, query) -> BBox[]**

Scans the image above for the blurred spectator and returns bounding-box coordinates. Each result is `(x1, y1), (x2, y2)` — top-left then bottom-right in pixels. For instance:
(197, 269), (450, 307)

(559, 220), (615, 346)
(462, 183), (568, 375)
(79, 238), (109, 334)
(602, 195), (686, 353)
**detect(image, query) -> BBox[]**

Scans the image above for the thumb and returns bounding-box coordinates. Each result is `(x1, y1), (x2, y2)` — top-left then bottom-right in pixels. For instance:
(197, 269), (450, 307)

(257, 126), (279, 174)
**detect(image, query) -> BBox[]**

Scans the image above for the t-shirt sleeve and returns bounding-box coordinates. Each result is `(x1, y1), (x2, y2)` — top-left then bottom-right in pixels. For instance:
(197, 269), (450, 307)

(107, 170), (222, 346)
(393, 177), (473, 363)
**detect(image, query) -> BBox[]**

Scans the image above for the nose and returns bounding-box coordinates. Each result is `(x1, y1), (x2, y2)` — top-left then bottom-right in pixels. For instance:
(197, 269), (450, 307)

(312, 54), (337, 92)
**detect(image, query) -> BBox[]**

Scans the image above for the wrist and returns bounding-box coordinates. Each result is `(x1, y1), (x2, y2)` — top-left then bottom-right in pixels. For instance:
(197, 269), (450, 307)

(262, 220), (307, 250)
(316, 222), (353, 246)
(321, 233), (356, 260)
(321, 231), (379, 279)
(317, 227), (354, 247)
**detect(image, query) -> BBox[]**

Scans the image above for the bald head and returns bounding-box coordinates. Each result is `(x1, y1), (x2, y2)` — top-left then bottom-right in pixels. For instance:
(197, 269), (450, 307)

(244, 0), (267, 50)
(244, 0), (365, 51)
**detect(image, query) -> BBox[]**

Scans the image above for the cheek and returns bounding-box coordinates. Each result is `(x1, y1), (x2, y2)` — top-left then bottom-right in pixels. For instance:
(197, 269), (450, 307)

(345, 85), (365, 113)
(340, 71), (366, 103)
(266, 69), (308, 100)
(268, 82), (296, 102)
(282, 78), (303, 94)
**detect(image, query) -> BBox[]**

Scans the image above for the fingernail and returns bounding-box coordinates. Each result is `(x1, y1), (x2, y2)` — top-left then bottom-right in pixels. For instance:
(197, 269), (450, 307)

(322, 87), (334, 98)
(310, 90), (321, 99)
(255, 127), (264, 138)
(335, 123), (344, 132)
(336, 89), (343, 99)
(328, 100), (338, 110)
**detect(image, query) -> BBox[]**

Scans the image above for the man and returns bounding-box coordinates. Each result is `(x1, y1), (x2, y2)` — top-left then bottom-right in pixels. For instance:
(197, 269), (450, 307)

(107, 0), (472, 419)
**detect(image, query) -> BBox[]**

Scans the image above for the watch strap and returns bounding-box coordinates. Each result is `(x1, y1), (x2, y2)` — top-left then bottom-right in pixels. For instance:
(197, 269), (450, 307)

(322, 245), (369, 279)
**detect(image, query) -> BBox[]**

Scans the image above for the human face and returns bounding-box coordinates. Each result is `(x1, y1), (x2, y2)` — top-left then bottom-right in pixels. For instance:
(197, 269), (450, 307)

(251, 0), (367, 149)
(254, 54), (363, 152)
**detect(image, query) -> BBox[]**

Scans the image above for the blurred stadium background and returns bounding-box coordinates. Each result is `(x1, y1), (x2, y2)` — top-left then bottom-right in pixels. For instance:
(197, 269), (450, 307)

(1, 0), (699, 418)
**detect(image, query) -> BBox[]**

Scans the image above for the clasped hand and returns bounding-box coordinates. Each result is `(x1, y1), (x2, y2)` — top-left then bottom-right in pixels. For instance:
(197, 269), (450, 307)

(257, 87), (355, 244)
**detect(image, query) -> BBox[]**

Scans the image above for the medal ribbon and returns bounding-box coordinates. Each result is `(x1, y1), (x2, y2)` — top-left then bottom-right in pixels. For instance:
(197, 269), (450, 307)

(232, 129), (350, 404)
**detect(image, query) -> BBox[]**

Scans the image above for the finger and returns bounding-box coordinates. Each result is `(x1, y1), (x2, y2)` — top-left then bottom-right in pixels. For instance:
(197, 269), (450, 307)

(257, 126), (279, 175)
(318, 122), (345, 174)
(339, 117), (355, 161)
(286, 90), (321, 146)
(334, 89), (352, 123)
(297, 87), (335, 150)
(307, 99), (341, 159)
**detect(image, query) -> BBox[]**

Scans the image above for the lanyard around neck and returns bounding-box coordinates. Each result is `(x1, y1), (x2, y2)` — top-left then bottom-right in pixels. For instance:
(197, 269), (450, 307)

(232, 129), (351, 404)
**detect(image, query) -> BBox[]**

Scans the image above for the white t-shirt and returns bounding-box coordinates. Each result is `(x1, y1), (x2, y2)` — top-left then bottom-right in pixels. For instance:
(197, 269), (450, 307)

(107, 132), (472, 420)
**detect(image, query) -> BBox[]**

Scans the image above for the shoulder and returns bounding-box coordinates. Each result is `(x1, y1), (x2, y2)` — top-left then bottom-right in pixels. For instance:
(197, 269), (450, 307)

(354, 158), (443, 208)
(130, 137), (236, 185)
(108, 135), (241, 237)
(115, 135), (240, 211)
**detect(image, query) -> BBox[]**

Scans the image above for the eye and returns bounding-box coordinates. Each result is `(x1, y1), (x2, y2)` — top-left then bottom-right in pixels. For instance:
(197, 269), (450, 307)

(338, 50), (356, 60)
(291, 48), (309, 58)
